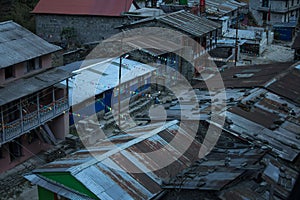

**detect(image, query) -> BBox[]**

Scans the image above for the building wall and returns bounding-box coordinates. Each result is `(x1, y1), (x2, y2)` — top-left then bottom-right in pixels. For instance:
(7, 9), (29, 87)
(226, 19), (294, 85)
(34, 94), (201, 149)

(250, 0), (300, 25)
(49, 114), (69, 140)
(123, 21), (220, 82)
(35, 14), (134, 45)
(0, 132), (51, 173)
(0, 54), (53, 85)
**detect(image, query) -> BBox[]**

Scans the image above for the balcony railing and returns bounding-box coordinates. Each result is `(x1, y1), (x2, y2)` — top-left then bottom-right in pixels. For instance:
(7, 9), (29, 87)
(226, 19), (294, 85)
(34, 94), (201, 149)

(256, 4), (300, 13)
(0, 97), (69, 144)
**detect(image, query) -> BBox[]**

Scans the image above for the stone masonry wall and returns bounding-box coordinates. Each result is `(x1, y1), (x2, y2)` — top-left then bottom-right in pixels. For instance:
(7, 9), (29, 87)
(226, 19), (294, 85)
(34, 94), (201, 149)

(35, 14), (132, 45)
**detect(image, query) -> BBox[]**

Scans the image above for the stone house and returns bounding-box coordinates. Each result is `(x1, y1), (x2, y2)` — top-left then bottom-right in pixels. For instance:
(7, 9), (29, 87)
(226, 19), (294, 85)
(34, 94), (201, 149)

(32, 0), (140, 45)
(250, 0), (300, 26)
(0, 21), (71, 173)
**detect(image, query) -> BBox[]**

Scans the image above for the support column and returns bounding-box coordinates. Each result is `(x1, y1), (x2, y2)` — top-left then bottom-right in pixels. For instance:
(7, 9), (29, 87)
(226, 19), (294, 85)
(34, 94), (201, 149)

(1, 106), (5, 143)
(52, 87), (56, 114)
(19, 99), (24, 132)
(66, 79), (69, 107)
(37, 93), (40, 123)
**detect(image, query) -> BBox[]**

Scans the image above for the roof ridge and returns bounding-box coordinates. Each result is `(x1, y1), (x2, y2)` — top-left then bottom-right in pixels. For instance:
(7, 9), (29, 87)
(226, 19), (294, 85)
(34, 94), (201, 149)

(69, 120), (179, 175)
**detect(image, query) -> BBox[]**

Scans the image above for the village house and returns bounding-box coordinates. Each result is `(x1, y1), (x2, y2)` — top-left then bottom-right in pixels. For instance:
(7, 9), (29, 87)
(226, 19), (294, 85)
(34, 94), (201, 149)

(32, 0), (140, 46)
(25, 120), (202, 200)
(0, 21), (71, 173)
(26, 61), (300, 199)
(250, 0), (300, 26)
(120, 10), (222, 81)
(158, 0), (247, 27)
(60, 57), (156, 132)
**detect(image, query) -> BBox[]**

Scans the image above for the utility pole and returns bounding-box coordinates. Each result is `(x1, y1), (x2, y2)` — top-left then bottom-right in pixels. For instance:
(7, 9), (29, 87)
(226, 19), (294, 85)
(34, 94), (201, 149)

(118, 53), (129, 128)
(118, 56), (122, 128)
(234, 9), (239, 67)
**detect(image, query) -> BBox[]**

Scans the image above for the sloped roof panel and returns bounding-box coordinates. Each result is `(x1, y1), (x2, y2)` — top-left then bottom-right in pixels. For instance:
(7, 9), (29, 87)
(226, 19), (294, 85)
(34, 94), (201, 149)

(0, 21), (61, 69)
(32, 0), (133, 17)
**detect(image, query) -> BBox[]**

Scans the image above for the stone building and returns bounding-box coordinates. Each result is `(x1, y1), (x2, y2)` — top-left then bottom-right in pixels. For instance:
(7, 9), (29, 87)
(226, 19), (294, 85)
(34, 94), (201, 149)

(32, 0), (139, 46)
(250, 0), (300, 26)
(120, 10), (222, 82)
(0, 21), (71, 173)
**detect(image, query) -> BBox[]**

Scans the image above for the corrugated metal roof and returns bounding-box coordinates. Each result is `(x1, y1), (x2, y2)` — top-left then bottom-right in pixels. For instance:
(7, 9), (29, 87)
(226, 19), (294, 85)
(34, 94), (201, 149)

(220, 153), (298, 200)
(267, 67), (300, 105)
(221, 87), (300, 162)
(123, 35), (183, 56)
(24, 174), (95, 200)
(29, 120), (202, 200)
(0, 68), (72, 106)
(0, 21), (61, 69)
(156, 11), (221, 37)
(125, 10), (221, 37)
(193, 62), (294, 89)
(163, 147), (265, 191)
(65, 58), (156, 106)
(32, 0), (133, 17)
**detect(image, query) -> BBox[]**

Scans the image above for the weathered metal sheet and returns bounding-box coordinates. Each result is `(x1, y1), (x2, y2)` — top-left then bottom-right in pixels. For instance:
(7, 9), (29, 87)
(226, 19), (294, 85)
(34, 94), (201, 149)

(156, 11), (221, 37)
(30, 120), (202, 200)
(163, 148), (265, 191)
(0, 68), (72, 106)
(32, 0), (133, 17)
(24, 174), (95, 200)
(0, 21), (61, 69)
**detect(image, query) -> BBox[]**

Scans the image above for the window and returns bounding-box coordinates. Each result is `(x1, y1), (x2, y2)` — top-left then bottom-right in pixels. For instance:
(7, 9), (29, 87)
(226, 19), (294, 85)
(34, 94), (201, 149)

(26, 57), (42, 72)
(5, 66), (15, 79)
(262, 0), (269, 7)
(286, 0), (289, 7)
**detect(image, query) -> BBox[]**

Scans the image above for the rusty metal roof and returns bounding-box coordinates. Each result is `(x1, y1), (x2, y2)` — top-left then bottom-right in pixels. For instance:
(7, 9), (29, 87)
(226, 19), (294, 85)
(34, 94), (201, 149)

(0, 21), (61, 69)
(219, 154), (298, 200)
(27, 120), (202, 200)
(163, 147), (266, 191)
(193, 62), (294, 89)
(267, 67), (300, 105)
(32, 0), (133, 16)
(220, 88), (300, 162)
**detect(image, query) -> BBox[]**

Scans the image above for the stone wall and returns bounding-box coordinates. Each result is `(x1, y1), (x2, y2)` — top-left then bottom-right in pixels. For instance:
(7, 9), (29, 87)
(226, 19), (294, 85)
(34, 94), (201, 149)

(35, 14), (133, 45)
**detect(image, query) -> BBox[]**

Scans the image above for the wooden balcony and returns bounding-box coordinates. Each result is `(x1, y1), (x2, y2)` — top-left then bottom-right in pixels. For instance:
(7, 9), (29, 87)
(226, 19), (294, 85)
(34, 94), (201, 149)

(0, 97), (69, 144)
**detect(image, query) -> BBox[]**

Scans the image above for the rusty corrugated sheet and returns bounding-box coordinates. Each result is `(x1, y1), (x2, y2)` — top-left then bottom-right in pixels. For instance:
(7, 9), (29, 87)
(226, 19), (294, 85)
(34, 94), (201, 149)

(268, 68), (300, 104)
(32, 0), (133, 17)
(162, 148), (266, 191)
(193, 62), (294, 89)
(31, 120), (202, 200)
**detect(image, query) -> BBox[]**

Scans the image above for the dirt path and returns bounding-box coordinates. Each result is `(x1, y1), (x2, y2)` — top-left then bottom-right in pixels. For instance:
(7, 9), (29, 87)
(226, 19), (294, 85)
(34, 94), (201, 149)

(240, 43), (294, 65)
